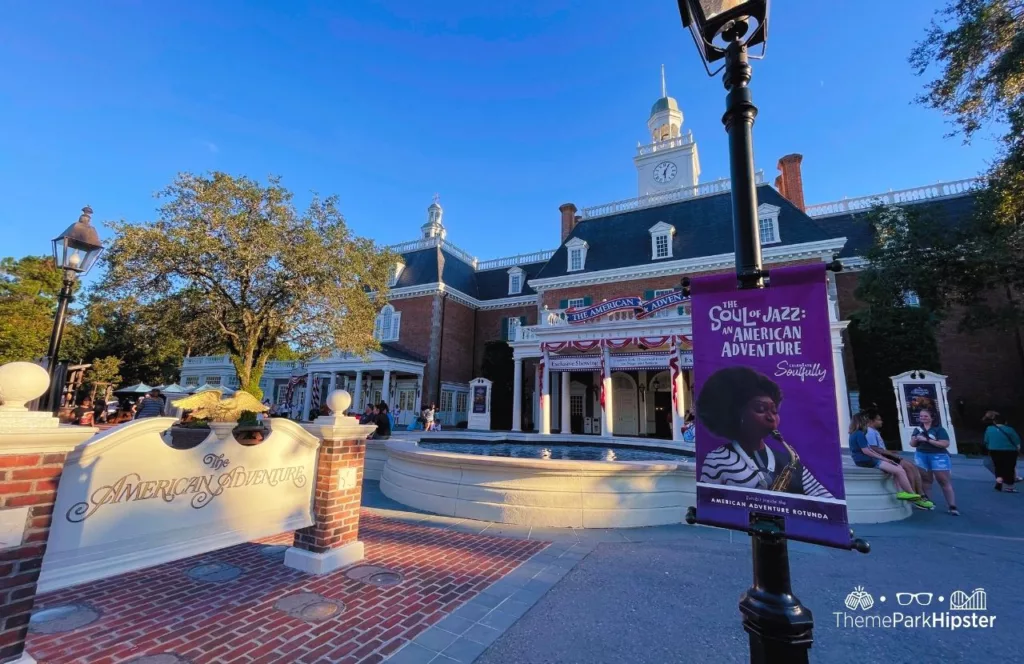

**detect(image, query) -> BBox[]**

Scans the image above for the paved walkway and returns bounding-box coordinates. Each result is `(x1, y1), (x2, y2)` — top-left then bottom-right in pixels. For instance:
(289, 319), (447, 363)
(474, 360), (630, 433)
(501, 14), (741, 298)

(25, 458), (1022, 664)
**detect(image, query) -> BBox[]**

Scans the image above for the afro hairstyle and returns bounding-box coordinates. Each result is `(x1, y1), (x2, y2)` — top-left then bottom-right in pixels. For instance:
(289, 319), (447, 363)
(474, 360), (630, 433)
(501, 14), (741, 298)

(696, 366), (783, 441)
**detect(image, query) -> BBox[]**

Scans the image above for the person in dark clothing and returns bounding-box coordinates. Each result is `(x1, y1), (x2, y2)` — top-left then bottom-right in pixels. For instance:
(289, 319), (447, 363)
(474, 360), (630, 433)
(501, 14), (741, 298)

(373, 402), (392, 440)
(93, 396), (107, 423)
(72, 397), (95, 426)
(135, 389), (165, 419)
(359, 404), (375, 425)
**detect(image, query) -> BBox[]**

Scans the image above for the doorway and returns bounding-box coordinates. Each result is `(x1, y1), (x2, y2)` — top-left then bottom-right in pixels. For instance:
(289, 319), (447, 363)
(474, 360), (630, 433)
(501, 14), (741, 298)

(612, 372), (638, 436)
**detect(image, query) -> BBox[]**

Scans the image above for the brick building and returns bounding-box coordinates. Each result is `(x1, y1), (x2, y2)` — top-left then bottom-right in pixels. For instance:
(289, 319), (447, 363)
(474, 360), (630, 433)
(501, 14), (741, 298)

(180, 81), (1009, 439)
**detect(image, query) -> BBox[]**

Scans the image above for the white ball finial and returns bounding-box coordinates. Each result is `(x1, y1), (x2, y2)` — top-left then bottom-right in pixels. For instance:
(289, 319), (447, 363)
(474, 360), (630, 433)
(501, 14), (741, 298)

(326, 389), (352, 415)
(0, 362), (51, 412)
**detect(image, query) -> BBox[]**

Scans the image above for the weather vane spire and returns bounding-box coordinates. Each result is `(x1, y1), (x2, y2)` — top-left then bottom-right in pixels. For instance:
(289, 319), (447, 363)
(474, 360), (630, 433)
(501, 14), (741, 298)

(661, 64), (667, 98)
(432, 192), (440, 205)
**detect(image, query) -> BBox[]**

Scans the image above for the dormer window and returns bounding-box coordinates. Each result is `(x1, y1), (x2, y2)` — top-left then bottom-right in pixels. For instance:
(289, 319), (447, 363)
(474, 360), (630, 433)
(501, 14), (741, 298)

(648, 221), (675, 260)
(566, 237), (588, 272)
(757, 203), (781, 245)
(507, 266), (524, 295)
(388, 262), (405, 288)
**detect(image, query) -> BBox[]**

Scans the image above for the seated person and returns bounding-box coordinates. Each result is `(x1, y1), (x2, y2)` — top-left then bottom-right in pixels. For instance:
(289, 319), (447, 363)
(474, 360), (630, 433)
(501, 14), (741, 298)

(849, 412), (930, 509)
(72, 397), (95, 426)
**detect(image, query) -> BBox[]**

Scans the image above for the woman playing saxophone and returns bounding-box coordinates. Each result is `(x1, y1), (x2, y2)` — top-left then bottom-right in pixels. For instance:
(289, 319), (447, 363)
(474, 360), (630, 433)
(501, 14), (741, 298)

(696, 366), (833, 498)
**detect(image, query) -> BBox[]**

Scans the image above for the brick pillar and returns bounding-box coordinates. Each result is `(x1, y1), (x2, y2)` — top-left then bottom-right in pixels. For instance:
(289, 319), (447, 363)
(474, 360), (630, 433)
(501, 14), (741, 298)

(284, 389), (376, 575)
(776, 153), (806, 211)
(559, 203), (577, 242)
(0, 362), (94, 664)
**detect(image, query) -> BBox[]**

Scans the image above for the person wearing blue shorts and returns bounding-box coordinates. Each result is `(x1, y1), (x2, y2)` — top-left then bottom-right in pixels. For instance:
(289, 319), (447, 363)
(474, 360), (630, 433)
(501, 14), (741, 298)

(910, 409), (958, 515)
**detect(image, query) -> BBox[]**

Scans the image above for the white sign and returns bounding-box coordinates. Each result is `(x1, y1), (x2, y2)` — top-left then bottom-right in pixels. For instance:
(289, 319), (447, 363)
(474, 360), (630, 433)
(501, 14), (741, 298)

(548, 356), (602, 371)
(610, 351), (694, 370)
(467, 377), (492, 431)
(40, 417), (320, 592)
(0, 507), (28, 549)
(890, 369), (957, 454)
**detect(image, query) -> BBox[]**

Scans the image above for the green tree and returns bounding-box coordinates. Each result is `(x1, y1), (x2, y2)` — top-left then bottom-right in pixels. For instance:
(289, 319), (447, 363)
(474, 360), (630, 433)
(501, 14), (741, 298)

(847, 205), (946, 443)
(0, 255), (78, 364)
(908, 1), (1024, 336)
(100, 172), (394, 399)
(84, 355), (122, 400)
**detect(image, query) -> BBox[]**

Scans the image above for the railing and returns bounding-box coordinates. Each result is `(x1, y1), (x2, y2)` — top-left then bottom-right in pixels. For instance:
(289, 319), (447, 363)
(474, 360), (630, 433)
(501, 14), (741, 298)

(636, 132), (694, 157)
(805, 178), (984, 218)
(477, 249), (556, 271)
(265, 360), (302, 371)
(386, 237), (479, 269)
(512, 326), (539, 342)
(440, 240), (478, 268)
(579, 172), (765, 220)
(182, 355), (231, 366)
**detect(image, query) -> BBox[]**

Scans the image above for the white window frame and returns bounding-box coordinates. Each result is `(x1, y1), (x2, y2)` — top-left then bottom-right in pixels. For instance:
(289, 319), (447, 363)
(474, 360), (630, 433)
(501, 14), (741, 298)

(455, 391), (468, 415)
(757, 203), (781, 245)
(226, 374), (240, 388)
(566, 237), (588, 272)
(652, 288), (674, 318)
(374, 304), (402, 342)
(902, 290), (921, 308)
(183, 375), (200, 387)
(566, 297), (586, 310)
(507, 266), (524, 295)
(648, 221), (675, 260)
(507, 316), (522, 341)
(204, 376), (222, 386)
(388, 262), (405, 288)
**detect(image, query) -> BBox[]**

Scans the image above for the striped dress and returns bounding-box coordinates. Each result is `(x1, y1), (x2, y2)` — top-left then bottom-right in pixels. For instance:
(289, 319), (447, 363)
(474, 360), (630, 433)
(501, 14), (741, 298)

(700, 443), (833, 499)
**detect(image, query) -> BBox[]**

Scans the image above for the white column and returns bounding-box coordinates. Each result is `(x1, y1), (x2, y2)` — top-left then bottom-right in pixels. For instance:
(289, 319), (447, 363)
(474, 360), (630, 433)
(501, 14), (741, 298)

(354, 371), (364, 411)
(540, 350), (551, 435)
(383, 370), (392, 406)
(328, 372), (337, 394)
(560, 371), (571, 434)
(512, 358), (523, 432)
(413, 373), (423, 416)
(302, 373), (315, 421)
(601, 346), (614, 436)
(832, 322), (851, 447)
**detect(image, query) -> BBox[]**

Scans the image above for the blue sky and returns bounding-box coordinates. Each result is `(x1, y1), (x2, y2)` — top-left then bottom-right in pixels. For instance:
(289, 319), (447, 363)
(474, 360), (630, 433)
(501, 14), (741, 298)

(0, 1), (999, 274)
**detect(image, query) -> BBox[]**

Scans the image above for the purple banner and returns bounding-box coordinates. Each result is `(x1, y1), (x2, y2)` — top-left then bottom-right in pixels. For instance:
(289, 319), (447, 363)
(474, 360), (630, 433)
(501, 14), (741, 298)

(691, 264), (850, 548)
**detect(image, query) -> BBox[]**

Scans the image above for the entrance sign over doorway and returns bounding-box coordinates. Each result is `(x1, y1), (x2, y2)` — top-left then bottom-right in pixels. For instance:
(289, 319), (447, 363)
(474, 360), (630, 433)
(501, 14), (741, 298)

(691, 264), (850, 549)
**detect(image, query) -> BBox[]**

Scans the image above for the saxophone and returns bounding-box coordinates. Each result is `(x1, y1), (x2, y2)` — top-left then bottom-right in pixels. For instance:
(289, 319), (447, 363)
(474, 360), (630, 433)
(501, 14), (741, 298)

(769, 429), (801, 492)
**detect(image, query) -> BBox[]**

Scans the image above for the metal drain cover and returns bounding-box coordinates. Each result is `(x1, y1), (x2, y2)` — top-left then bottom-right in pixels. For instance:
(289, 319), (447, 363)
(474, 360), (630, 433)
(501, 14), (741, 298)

(273, 592), (344, 623)
(187, 562), (242, 582)
(29, 604), (100, 634)
(345, 565), (403, 586)
(367, 572), (403, 587)
(260, 545), (288, 559)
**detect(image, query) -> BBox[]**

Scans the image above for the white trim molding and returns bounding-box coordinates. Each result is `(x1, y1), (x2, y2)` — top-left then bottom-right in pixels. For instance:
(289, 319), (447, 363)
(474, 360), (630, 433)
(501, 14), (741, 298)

(757, 203), (781, 246)
(566, 237), (589, 272)
(528, 238), (848, 291)
(648, 221), (676, 260)
(383, 282), (538, 311)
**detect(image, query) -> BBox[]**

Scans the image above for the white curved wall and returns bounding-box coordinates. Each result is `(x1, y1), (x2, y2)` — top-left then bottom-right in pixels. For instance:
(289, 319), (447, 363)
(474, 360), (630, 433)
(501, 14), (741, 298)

(364, 440), (388, 481)
(378, 440), (912, 528)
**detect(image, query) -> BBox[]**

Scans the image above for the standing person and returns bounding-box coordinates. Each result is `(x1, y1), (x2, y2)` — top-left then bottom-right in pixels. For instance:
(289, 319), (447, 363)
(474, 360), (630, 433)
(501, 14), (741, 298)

(982, 411), (1020, 492)
(423, 404), (436, 432)
(135, 389), (166, 419)
(910, 409), (958, 515)
(373, 402), (392, 440)
(862, 409), (932, 509)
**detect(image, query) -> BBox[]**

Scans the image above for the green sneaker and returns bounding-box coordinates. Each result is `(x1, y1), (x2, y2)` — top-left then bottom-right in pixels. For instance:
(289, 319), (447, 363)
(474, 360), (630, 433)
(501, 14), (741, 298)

(896, 491), (921, 501)
(913, 498), (935, 510)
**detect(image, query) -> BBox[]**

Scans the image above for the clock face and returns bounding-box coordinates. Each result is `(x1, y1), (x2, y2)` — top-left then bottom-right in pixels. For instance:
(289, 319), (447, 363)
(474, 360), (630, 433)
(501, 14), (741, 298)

(653, 161), (677, 183)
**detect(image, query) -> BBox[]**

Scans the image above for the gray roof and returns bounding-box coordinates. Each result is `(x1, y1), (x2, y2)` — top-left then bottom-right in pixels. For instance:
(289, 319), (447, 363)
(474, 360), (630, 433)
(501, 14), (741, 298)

(534, 185), (833, 280)
(815, 194), (978, 258)
(380, 343), (426, 364)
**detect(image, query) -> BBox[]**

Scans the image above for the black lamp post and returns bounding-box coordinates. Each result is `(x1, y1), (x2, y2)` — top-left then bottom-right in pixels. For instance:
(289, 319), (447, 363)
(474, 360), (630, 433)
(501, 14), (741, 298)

(45, 206), (103, 412)
(675, 1), (815, 662)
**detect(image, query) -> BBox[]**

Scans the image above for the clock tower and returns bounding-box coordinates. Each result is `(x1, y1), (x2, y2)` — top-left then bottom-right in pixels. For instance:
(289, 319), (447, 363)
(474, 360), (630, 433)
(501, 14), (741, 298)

(634, 66), (701, 196)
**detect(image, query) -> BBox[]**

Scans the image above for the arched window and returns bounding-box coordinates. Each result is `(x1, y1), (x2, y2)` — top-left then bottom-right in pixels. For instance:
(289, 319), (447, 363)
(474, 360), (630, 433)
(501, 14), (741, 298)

(374, 305), (401, 342)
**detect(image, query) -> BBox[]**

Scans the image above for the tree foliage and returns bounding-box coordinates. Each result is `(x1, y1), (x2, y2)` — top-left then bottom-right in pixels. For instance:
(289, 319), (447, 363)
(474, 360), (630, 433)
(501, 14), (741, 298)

(84, 355), (122, 399)
(909, 1), (1024, 333)
(100, 172), (394, 398)
(0, 255), (77, 365)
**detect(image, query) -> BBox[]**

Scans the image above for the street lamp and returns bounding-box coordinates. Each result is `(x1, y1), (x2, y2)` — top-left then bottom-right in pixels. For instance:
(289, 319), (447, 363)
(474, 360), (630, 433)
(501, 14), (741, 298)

(674, 2), (817, 663)
(45, 206), (103, 411)
(678, 0), (768, 289)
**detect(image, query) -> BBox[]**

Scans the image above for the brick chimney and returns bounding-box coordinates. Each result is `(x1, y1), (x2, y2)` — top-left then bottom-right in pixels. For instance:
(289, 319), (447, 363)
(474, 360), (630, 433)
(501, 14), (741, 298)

(559, 203), (578, 242)
(776, 154), (805, 211)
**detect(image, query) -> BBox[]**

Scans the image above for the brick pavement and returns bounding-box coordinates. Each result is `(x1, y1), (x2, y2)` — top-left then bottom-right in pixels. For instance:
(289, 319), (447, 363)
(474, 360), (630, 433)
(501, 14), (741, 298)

(26, 511), (547, 664)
